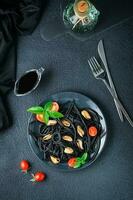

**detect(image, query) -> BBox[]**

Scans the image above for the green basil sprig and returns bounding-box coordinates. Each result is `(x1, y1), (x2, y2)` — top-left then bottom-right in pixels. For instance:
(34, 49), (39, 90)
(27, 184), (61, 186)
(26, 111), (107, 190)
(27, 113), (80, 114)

(27, 101), (64, 124)
(74, 153), (88, 168)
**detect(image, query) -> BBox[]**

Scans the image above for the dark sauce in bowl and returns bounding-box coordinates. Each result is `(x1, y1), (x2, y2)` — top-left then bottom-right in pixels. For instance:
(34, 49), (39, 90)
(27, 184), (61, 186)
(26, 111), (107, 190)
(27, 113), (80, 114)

(17, 71), (38, 94)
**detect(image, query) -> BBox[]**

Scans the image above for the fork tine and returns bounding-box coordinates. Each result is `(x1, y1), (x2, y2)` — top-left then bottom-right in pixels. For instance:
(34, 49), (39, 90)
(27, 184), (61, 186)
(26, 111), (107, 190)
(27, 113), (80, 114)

(93, 57), (101, 68)
(88, 59), (95, 74)
(93, 57), (104, 74)
(89, 58), (94, 71)
(93, 57), (102, 72)
(91, 57), (100, 73)
(90, 57), (97, 73)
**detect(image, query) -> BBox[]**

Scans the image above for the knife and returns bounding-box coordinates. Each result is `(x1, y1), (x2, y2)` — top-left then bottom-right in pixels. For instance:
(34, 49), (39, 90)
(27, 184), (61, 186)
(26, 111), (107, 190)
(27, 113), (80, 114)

(98, 40), (124, 121)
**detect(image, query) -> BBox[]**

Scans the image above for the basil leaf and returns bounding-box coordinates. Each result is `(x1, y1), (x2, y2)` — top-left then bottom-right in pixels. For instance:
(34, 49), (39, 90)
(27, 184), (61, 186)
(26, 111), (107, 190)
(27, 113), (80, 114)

(43, 111), (49, 124)
(81, 153), (88, 162)
(81, 160), (86, 165)
(48, 111), (64, 119)
(73, 162), (81, 168)
(44, 101), (52, 111)
(27, 106), (44, 114)
(76, 157), (82, 163)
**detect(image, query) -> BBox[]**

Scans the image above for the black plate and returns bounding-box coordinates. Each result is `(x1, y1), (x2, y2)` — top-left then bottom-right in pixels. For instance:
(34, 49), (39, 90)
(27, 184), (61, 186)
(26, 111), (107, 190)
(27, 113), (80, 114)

(27, 92), (107, 171)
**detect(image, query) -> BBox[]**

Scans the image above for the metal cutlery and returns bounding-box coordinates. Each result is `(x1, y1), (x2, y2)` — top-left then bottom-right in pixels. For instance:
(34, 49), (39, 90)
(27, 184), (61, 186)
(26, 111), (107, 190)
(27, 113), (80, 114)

(98, 40), (123, 122)
(88, 56), (133, 127)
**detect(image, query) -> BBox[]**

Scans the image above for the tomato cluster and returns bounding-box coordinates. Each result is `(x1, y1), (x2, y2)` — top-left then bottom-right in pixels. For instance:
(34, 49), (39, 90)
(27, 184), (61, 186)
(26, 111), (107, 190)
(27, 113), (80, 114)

(20, 160), (46, 183)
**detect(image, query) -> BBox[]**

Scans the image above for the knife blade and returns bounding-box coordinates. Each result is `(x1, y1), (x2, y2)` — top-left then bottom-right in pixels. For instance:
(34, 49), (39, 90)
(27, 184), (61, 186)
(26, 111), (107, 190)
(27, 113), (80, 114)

(98, 40), (124, 121)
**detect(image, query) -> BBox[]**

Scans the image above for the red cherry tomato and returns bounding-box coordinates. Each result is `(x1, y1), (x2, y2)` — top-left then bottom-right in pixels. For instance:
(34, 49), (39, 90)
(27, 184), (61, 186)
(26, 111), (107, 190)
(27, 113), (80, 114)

(68, 158), (77, 168)
(20, 160), (30, 173)
(36, 114), (45, 123)
(51, 102), (59, 112)
(32, 172), (46, 182)
(88, 126), (98, 137)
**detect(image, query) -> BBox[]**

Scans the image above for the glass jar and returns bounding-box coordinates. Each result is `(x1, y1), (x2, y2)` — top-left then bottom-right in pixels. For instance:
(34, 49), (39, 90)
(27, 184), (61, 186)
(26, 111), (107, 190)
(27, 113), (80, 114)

(63, 0), (100, 33)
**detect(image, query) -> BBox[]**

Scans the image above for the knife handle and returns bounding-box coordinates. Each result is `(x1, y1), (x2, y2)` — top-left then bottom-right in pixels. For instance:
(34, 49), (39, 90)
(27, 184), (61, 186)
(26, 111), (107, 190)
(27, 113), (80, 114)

(103, 79), (133, 127)
(98, 40), (124, 121)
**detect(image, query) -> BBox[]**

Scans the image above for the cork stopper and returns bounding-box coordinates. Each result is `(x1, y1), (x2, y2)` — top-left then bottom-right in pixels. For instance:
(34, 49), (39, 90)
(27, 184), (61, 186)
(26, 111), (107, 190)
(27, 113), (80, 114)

(74, 0), (89, 18)
(77, 0), (89, 13)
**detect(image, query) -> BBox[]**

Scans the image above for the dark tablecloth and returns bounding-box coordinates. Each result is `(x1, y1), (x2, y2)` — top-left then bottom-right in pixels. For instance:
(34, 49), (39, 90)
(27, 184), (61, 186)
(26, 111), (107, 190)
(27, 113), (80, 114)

(0, 0), (42, 130)
(0, 8), (133, 200)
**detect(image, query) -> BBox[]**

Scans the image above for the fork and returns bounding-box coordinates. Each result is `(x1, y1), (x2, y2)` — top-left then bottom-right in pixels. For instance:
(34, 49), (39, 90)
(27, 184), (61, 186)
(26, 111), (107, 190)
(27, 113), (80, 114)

(88, 56), (133, 127)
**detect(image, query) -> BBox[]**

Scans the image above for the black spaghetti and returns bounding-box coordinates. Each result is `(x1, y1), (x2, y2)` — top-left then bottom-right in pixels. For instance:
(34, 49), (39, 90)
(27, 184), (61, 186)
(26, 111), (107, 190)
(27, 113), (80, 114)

(28, 101), (102, 168)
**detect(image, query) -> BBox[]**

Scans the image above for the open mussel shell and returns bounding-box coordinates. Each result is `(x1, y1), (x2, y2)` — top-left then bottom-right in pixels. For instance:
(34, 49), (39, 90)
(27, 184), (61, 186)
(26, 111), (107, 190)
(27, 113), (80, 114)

(42, 133), (52, 141)
(61, 119), (71, 127)
(62, 135), (73, 142)
(86, 108), (101, 122)
(81, 110), (91, 120)
(64, 147), (74, 154)
(50, 155), (60, 164)
(61, 130), (74, 141)
(77, 125), (85, 137)
(76, 139), (84, 150)
(47, 120), (57, 126)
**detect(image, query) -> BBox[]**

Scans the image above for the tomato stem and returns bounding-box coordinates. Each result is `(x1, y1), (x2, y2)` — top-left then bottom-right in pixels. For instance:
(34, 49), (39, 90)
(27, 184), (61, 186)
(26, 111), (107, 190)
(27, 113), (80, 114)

(30, 178), (35, 182)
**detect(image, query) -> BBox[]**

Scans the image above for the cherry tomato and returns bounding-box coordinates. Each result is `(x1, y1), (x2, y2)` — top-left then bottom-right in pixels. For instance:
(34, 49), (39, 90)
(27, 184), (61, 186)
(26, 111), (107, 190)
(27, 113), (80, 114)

(20, 160), (30, 173)
(88, 126), (98, 137)
(51, 102), (59, 112)
(68, 158), (77, 168)
(36, 114), (45, 123)
(31, 172), (46, 182)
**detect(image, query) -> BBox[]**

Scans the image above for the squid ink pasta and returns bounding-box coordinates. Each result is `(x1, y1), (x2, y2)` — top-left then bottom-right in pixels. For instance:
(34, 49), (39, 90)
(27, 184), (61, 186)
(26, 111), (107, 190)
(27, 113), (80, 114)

(28, 101), (102, 168)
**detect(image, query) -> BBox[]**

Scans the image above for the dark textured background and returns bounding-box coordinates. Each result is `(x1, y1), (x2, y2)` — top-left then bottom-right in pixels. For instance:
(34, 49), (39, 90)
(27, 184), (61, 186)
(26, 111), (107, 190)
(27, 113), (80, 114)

(0, 6), (133, 200)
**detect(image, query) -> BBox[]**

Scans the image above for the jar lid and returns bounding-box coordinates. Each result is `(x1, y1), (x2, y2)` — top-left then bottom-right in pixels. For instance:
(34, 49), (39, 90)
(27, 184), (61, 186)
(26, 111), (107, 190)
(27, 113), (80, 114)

(77, 0), (89, 13)
(74, 0), (89, 18)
